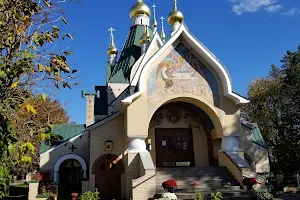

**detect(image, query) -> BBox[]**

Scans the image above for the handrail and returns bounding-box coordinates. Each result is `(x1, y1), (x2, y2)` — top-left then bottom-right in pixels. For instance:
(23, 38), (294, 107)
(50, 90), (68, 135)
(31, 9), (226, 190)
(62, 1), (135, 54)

(223, 151), (264, 184)
(132, 151), (156, 188)
(132, 173), (156, 189)
(223, 151), (251, 169)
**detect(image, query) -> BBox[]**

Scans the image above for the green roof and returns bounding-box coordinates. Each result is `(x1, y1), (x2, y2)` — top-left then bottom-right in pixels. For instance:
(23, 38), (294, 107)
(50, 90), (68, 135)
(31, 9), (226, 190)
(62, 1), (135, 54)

(107, 25), (153, 83)
(251, 123), (267, 149)
(40, 124), (86, 154)
(241, 119), (267, 149)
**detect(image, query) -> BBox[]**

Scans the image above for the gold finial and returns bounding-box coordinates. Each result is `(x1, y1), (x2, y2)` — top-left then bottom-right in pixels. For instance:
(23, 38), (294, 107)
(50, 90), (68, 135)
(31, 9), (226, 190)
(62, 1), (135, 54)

(107, 27), (118, 55)
(152, 4), (157, 28)
(168, 0), (184, 25)
(130, 0), (151, 18)
(140, 25), (151, 45)
(146, 26), (150, 41)
(160, 16), (166, 41)
(174, 0), (177, 10)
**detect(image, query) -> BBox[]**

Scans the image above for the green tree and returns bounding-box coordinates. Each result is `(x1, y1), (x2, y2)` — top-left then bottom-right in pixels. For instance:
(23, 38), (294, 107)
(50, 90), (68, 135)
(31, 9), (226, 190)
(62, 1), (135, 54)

(0, 0), (77, 197)
(243, 46), (300, 175)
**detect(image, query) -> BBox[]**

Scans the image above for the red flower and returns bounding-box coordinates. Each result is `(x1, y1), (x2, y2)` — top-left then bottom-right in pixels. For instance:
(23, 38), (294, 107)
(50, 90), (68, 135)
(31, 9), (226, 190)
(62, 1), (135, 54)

(242, 177), (257, 186)
(31, 172), (43, 181)
(193, 182), (198, 187)
(162, 179), (177, 188)
(249, 178), (257, 185)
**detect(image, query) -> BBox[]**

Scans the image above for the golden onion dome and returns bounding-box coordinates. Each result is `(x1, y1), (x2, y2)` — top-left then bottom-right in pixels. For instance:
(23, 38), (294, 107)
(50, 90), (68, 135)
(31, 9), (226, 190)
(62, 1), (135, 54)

(130, 0), (151, 18)
(168, 0), (184, 25)
(107, 28), (118, 55)
(107, 45), (118, 55)
(107, 38), (118, 55)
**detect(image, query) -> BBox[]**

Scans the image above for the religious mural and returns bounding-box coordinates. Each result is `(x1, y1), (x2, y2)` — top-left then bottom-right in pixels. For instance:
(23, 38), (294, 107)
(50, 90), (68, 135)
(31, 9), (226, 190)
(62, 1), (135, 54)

(147, 43), (220, 116)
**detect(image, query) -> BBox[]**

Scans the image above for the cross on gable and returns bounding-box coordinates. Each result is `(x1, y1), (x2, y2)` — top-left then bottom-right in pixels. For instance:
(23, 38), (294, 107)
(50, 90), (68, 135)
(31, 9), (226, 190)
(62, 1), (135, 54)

(69, 144), (77, 152)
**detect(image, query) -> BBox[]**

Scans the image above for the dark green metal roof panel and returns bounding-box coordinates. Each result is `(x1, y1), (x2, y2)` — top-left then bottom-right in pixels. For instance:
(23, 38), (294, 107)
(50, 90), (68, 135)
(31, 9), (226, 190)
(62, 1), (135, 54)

(40, 124), (86, 154)
(108, 25), (153, 83)
(251, 124), (267, 148)
(106, 62), (112, 82)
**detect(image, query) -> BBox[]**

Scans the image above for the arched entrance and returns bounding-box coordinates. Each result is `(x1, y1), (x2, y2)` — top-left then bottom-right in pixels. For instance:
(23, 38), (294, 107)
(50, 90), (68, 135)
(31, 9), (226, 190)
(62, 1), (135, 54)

(53, 154), (87, 198)
(92, 154), (124, 200)
(58, 159), (82, 197)
(149, 102), (215, 167)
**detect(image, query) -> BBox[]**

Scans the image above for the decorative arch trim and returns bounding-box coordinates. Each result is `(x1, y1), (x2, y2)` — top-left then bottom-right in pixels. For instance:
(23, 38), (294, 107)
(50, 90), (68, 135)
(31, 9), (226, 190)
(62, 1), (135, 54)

(53, 154), (87, 183)
(147, 95), (223, 138)
(92, 154), (124, 175)
(122, 23), (249, 105)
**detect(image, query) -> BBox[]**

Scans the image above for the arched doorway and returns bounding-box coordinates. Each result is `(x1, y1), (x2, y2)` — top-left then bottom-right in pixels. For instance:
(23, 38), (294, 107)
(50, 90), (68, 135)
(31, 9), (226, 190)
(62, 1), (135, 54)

(92, 154), (124, 200)
(53, 154), (87, 198)
(149, 102), (215, 167)
(58, 159), (82, 197)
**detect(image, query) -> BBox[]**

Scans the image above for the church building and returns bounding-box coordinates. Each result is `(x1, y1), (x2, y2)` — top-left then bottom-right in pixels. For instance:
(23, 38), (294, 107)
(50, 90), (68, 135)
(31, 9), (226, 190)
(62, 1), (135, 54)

(39, 1), (270, 199)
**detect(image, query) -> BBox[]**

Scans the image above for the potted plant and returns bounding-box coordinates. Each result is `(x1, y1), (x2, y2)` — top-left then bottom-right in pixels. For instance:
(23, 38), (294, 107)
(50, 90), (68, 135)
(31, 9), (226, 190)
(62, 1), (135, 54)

(39, 183), (58, 199)
(80, 191), (99, 200)
(161, 179), (177, 200)
(193, 182), (204, 200)
(242, 177), (257, 191)
(31, 172), (43, 181)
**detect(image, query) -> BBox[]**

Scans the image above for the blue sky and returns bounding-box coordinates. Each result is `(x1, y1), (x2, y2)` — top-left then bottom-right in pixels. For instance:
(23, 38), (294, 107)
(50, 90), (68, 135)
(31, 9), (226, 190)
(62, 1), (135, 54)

(56, 0), (300, 124)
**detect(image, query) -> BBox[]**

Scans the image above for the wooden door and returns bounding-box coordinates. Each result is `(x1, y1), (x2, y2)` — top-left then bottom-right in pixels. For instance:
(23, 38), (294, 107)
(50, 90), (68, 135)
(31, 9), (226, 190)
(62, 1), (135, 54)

(95, 156), (123, 200)
(59, 167), (82, 197)
(155, 128), (195, 167)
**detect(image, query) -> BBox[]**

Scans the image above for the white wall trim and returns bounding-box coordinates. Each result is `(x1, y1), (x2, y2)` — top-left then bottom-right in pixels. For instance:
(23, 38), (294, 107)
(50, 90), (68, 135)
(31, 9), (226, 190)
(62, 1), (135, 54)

(122, 23), (249, 105)
(53, 154), (87, 183)
(131, 31), (164, 86)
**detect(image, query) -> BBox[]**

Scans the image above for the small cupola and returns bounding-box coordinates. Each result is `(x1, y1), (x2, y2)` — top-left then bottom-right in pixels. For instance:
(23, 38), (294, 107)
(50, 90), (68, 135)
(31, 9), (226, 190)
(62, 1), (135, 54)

(168, 0), (184, 35)
(107, 27), (118, 66)
(130, 0), (151, 26)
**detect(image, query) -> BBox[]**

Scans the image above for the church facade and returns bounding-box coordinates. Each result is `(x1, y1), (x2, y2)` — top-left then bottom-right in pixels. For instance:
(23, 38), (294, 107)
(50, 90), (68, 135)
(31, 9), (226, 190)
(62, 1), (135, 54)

(39, 1), (270, 200)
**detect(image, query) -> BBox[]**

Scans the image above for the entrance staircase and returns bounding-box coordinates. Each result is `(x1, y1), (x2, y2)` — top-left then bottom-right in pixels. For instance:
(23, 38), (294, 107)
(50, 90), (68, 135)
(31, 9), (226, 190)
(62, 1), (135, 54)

(153, 167), (256, 200)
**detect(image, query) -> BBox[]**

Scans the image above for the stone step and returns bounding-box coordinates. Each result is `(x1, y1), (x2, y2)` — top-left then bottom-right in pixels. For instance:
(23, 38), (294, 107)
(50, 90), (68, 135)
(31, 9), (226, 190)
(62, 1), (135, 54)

(156, 185), (242, 193)
(155, 178), (239, 185)
(155, 191), (256, 200)
(156, 177), (238, 181)
(153, 167), (250, 200)
(156, 167), (229, 173)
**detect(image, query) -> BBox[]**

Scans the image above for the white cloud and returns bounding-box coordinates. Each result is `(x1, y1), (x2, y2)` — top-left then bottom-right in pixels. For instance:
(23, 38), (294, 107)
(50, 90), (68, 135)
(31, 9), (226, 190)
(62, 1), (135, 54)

(229, 0), (280, 15)
(281, 8), (300, 17)
(265, 4), (283, 13)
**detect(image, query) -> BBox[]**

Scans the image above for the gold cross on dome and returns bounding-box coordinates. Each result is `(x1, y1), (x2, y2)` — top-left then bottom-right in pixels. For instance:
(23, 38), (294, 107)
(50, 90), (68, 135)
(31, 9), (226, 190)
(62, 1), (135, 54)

(152, 4), (157, 14)
(160, 16), (165, 25)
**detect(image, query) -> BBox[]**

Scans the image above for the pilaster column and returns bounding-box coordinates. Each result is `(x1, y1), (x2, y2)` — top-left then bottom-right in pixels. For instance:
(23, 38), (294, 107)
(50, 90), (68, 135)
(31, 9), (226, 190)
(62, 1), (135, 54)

(126, 136), (147, 199)
(85, 95), (95, 127)
(220, 136), (242, 152)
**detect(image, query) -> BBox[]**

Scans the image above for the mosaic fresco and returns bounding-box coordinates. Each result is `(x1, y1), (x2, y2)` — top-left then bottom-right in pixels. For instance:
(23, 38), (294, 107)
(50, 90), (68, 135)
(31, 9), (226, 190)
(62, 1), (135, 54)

(147, 43), (220, 114)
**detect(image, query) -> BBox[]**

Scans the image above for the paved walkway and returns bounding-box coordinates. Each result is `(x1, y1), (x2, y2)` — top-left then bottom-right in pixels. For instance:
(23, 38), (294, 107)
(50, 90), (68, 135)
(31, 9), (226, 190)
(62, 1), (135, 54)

(274, 195), (300, 200)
